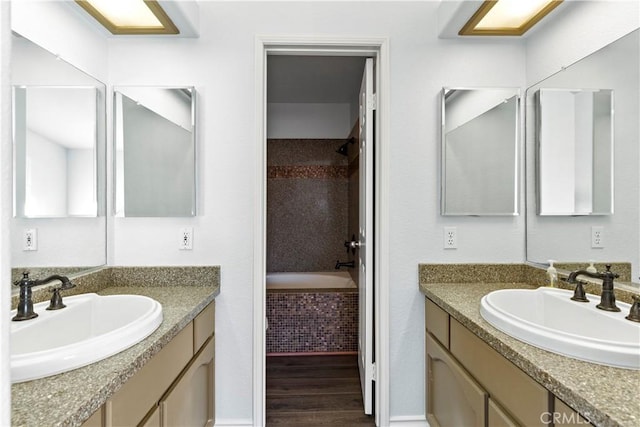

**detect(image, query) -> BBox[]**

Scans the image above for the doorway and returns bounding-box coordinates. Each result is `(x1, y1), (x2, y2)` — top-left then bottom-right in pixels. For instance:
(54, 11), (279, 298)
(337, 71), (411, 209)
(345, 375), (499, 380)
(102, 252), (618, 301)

(254, 37), (390, 427)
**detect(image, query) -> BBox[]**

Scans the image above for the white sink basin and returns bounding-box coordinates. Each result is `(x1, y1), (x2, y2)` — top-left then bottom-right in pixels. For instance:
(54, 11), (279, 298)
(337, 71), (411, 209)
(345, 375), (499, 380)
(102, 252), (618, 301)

(11, 293), (162, 383)
(480, 287), (640, 370)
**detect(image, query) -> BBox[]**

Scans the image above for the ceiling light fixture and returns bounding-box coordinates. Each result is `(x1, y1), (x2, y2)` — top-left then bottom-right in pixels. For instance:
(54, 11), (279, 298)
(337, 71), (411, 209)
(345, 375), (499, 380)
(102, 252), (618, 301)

(459, 0), (563, 36)
(75, 0), (179, 35)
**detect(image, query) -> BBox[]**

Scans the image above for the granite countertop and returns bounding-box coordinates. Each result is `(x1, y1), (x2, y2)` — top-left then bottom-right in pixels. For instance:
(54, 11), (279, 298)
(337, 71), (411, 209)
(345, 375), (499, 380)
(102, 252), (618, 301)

(11, 282), (219, 427)
(419, 281), (640, 427)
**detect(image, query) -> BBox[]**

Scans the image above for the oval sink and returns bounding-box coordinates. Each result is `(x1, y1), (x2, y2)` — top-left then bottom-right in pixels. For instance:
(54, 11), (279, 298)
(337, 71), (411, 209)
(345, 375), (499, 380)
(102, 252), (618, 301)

(11, 293), (162, 383)
(480, 287), (640, 370)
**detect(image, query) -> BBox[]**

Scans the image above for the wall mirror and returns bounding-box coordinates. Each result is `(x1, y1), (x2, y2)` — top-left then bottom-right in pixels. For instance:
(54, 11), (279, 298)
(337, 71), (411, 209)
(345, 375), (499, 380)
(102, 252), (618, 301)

(441, 87), (519, 215)
(536, 88), (614, 215)
(114, 87), (196, 217)
(526, 29), (639, 280)
(10, 32), (106, 277)
(13, 86), (98, 218)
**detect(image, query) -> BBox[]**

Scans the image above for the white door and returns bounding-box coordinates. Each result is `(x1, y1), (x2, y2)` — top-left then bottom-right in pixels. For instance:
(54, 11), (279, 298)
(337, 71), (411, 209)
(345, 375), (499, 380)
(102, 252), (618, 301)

(358, 57), (375, 415)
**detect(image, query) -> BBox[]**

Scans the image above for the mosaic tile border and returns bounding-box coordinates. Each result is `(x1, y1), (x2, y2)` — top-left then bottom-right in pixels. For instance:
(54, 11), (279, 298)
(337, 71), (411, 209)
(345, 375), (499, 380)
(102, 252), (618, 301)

(266, 291), (358, 354)
(268, 165), (348, 179)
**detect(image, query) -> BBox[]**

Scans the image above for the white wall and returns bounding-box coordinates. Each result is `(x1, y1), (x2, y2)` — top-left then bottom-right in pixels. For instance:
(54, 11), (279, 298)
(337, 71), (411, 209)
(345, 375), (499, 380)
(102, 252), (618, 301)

(67, 149), (96, 216)
(108, 2), (526, 424)
(25, 131), (68, 217)
(11, 0), (108, 82)
(267, 103), (351, 138)
(0, 2), (11, 424)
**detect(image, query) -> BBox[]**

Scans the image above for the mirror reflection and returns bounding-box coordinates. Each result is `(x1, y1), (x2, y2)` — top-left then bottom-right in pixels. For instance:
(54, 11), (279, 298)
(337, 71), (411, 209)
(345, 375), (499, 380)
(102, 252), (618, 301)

(526, 29), (639, 280)
(11, 32), (106, 275)
(114, 87), (196, 217)
(13, 86), (98, 218)
(441, 88), (519, 216)
(536, 88), (614, 215)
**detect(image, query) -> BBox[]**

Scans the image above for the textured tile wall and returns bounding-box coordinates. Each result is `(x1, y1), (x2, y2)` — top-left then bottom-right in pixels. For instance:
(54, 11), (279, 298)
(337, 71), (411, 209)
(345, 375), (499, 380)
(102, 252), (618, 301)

(266, 290), (358, 354)
(267, 139), (352, 272)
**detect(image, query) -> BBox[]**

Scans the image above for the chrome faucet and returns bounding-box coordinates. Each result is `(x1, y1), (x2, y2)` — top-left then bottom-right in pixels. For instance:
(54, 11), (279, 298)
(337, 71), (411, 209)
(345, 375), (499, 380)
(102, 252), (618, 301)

(12, 272), (76, 321)
(567, 264), (620, 312)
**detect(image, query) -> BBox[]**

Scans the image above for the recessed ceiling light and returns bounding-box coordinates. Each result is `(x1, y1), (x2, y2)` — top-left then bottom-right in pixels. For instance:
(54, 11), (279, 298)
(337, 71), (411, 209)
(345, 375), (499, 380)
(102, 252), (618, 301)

(459, 0), (563, 36)
(75, 0), (179, 35)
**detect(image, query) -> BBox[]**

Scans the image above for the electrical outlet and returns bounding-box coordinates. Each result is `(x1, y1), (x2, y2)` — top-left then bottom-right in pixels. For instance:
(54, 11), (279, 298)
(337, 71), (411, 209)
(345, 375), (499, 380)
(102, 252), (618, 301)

(179, 227), (193, 250)
(591, 226), (604, 248)
(24, 228), (37, 251)
(444, 227), (457, 249)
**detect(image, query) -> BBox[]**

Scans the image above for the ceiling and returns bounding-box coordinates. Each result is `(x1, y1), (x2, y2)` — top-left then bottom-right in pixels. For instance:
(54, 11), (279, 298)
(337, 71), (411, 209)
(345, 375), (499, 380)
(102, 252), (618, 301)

(267, 55), (366, 104)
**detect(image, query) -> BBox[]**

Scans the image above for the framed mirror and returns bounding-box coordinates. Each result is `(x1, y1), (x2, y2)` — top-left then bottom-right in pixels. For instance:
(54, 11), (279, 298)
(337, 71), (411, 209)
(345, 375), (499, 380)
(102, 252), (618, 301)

(441, 87), (520, 215)
(114, 87), (196, 217)
(536, 88), (614, 215)
(526, 29), (639, 279)
(10, 32), (107, 276)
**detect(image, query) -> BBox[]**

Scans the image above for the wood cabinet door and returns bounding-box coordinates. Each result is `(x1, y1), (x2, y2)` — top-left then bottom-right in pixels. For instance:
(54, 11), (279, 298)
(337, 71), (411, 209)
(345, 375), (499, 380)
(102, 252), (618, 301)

(450, 319), (549, 427)
(160, 337), (215, 427)
(488, 398), (518, 427)
(426, 332), (487, 427)
(553, 398), (592, 426)
(141, 406), (160, 427)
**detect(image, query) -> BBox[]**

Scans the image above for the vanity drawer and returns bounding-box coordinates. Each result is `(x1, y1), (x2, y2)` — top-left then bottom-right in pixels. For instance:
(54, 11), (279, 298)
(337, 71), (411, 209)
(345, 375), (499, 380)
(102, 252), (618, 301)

(425, 298), (449, 349)
(107, 323), (194, 427)
(193, 301), (215, 353)
(450, 318), (549, 427)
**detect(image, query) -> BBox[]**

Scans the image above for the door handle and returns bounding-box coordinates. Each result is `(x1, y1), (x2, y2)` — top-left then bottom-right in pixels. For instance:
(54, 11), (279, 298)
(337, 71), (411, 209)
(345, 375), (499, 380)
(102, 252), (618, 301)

(344, 234), (360, 254)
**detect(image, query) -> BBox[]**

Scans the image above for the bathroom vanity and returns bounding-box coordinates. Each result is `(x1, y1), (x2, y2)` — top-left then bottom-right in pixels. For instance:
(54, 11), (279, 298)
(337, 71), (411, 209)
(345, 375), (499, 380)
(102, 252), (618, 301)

(11, 267), (219, 427)
(420, 264), (640, 427)
(82, 299), (215, 427)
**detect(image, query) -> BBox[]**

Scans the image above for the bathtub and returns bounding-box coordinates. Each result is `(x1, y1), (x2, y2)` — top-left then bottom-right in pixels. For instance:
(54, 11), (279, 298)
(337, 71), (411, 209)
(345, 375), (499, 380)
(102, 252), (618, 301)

(266, 271), (356, 290)
(266, 271), (358, 354)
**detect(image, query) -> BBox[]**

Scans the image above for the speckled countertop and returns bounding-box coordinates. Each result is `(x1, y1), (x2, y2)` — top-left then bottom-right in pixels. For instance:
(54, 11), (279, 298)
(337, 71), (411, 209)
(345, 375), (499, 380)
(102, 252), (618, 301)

(419, 279), (640, 427)
(11, 267), (220, 427)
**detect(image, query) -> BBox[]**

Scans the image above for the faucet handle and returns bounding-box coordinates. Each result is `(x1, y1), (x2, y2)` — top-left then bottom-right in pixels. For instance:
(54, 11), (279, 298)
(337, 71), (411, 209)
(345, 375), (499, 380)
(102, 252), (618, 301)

(625, 295), (640, 323)
(570, 281), (589, 303)
(46, 279), (75, 310)
(47, 288), (66, 310)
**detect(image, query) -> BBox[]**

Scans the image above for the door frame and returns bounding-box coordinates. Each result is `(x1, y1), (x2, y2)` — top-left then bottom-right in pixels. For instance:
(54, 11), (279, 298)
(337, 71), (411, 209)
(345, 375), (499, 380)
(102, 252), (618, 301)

(253, 35), (390, 427)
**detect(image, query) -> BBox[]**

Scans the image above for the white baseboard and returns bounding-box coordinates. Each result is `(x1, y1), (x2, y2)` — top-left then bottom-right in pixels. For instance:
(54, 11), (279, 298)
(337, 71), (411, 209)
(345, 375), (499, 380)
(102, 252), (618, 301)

(214, 418), (255, 427)
(388, 415), (430, 427)
(215, 415), (428, 426)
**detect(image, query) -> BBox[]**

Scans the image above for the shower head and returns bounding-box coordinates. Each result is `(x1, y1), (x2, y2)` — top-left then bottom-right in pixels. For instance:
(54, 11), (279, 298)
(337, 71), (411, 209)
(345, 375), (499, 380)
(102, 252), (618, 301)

(335, 137), (356, 156)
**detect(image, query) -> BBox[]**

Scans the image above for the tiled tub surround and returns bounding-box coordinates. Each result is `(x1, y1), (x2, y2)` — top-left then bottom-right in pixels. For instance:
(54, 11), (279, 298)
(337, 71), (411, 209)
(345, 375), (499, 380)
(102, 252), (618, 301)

(267, 139), (352, 272)
(11, 266), (220, 427)
(266, 289), (358, 354)
(419, 263), (640, 427)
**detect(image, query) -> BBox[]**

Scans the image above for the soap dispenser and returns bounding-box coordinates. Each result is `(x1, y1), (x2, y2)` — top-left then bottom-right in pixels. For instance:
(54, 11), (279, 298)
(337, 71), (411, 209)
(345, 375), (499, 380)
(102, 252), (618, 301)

(546, 260), (558, 288)
(586, 260), (597, 274)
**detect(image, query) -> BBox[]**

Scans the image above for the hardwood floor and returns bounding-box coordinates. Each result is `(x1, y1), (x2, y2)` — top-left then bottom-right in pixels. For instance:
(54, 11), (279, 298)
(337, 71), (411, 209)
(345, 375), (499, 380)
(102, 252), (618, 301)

(266, 355), (375, 426)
